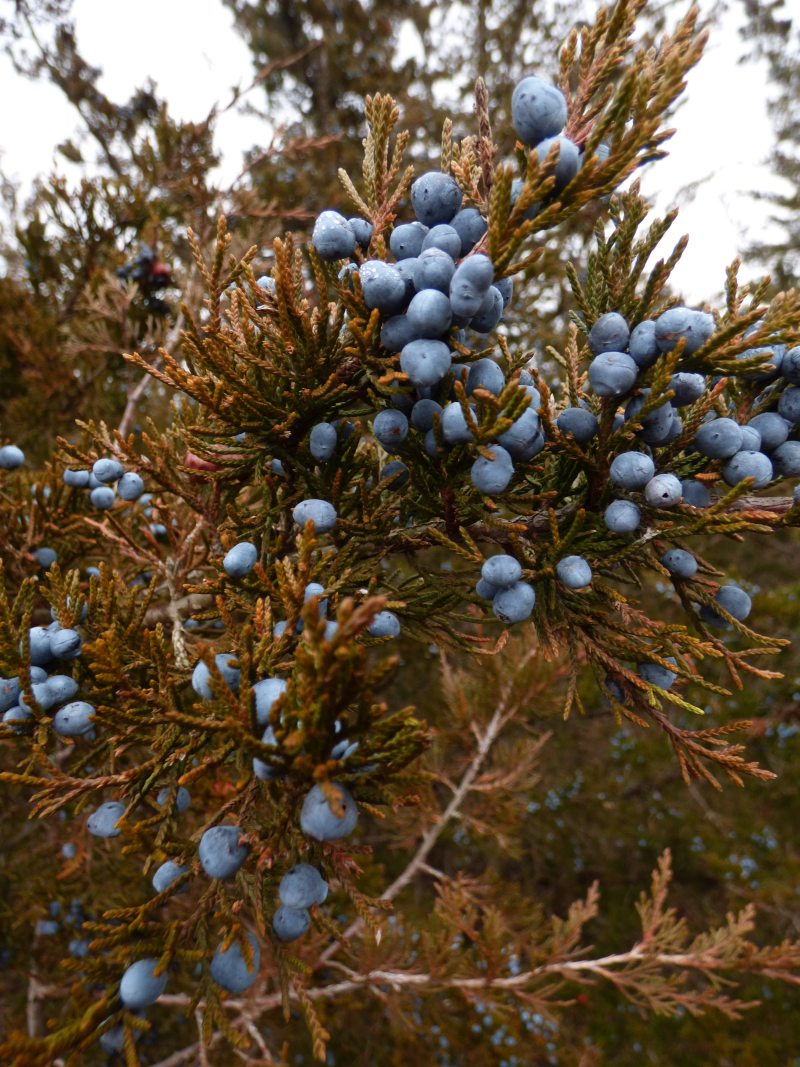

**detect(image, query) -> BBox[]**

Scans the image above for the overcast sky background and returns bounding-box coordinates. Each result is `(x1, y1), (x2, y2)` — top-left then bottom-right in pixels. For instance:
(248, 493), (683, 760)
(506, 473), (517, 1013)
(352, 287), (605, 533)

(0, 0), (789, 302)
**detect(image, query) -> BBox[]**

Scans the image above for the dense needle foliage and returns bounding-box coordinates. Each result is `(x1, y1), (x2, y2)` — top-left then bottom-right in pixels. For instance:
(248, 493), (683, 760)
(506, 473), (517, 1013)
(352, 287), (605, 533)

(1, 1), (800, 1064)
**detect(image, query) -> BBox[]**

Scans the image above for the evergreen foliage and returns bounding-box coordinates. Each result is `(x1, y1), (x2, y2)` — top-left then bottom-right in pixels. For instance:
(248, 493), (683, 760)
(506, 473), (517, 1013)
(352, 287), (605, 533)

(1, 0), (800, 1063)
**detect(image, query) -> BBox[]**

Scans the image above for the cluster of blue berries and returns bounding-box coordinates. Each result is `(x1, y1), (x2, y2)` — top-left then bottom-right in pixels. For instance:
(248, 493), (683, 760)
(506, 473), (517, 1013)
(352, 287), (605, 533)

(1, 609), (89, 736)
(64, 457), (146, 512)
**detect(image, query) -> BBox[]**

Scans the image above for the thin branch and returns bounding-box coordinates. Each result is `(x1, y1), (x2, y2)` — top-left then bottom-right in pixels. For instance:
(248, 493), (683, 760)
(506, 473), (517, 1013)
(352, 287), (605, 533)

(315, 650), (539, 968)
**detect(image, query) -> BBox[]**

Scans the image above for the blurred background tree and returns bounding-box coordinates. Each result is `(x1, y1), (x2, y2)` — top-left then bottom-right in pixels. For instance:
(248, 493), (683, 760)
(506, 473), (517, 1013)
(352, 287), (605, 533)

(738, 0), (800, 290)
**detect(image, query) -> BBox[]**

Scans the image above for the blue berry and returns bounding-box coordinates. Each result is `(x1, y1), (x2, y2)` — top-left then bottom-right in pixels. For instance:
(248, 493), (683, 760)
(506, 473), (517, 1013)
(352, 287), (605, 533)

(510, 178), (540, 220)
(119, 958), (168, 1010)
(2, 706), (32, 733)
(359, 260), (407, 314)
(467, 358), (505, 397)
(210, 931), (261, 993)
(406, 288), (453, 338)
(43, 673), (79, 704)
(390, 222), (428, 259)
(300, 782), (358, 841)
(33, 547), (57, 568)
(747, 412), (789, 452)
(252, 677), (288, 727)
(348, 217), (372, 249)
(373, 410), (409, 452)
(379, 461), (410, 487)
(557, 407), (598, 444)
(588, 351), (638, 397)
(312, 211), (356, 260)
(53, 701), (95, 738)
(99, 1024), (125, 1054)
(772, 440), (800, 477)
(293, 499), (337, 533)
(309, 420), (339, 463)
(781, 346), (800, 384)
(156, 786), (191, 814)
(253, 725), (280, 781)
(778, 386), (800, 424)
(495, 277), (513, 307)
(452, 253), (494, 288)
(400, 339), (452, 387)
(654, 307), (713, 354)
(638, 657), (678, 690)
(117, 472), (145, 500)
(0, 445), (25, 469)
(556, 555), (592, 589)
(198, 825), (249, 879)
(628, 320), (659, 368)
(609, 452), (655, 490)
(380, 314), (418, 353)
(475, 577), (499, 600)
(681, 479), (711, 508)
(152, 861), (189, 895)
(27, 626), (55, 666)
(421, 223), (462, 258)
(411, 172), (462, 227)
(90, 486), (115, 510)
(440, 401), (475, 445)
(450, 207), (487, 254)
(301, 583), (327, 621)
(223, 542), (258, 578)
(191, 653), (241, 700)
(737, 343), (784, 381)
(604, 499), (641, 533)
(0, 677), (21, 713)
(87, 801), (125, 838)
(273, 906), (310, 942)
(497, 408), (541, 458)
(668, 372), (705, 406)
(536, 133), (580, 189)
(411, 399), (442, 432)
(367, 611), (401, 638)
(492, 581), (536, 623)
(511, 76), (568, 147)
(63, 469), (90, 487)
(471, 446), (514, 494)
(644, 473), (683, 508)
(661, 549), (697, 579)
(739, 425), (762, 451)
(693, 418), (743, 459)
(588, 312), (630, 355)
(92, 458), (124, 484)
(482, 555), (522, 588)
(470, 287), (504, 334)
(279, 864), (329, 908)
(714, 583), (752, 621)
(722, 450), (773, 488)
(415, 248), (455, 293)
(637, 400), (676, 446)
(450, 255), (493, 318)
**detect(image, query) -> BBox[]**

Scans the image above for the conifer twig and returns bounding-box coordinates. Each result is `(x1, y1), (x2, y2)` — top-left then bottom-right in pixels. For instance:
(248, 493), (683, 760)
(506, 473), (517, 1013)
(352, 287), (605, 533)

(316, 648), (539, 967)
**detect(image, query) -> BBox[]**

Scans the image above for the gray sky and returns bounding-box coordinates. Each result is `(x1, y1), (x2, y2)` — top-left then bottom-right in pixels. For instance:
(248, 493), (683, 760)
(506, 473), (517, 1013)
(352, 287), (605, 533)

(0, 0), (787, 303)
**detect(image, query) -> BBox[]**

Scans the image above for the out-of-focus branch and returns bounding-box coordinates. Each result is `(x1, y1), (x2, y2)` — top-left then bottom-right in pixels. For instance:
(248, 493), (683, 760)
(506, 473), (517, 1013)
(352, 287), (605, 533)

(118, 310), (184, 438)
